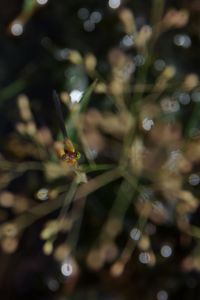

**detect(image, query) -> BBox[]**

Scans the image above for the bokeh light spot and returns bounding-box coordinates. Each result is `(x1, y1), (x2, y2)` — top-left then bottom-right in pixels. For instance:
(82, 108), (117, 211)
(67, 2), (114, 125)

(154, 59), (166, 71)
(121, 35), (134, 47)
(37, 0), (48, 5)
(11, 22), (23, 36)
(139, 252), (150, 264)
(47, 279), (59, 291)
(157, 290), (168, 300)
(174, 34), (191, 48)
(36, 188), (48, 201)
(160, 245), (172, 258)
(70, 90), (83, 103)
(78, 7), (89, 20)
(142, 118), (154, 131)
(130, 228), (141, 241)
(108, 0), (121, 9)
(90, 11), (102, 23)
(84, 20), (95, 32)
(61, 262), (73, 277)
(189, 174), (200, 186)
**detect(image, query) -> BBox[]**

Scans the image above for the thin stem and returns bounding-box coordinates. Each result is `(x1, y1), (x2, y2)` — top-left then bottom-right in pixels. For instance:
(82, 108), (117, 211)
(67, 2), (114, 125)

(0, 168), (121, 234)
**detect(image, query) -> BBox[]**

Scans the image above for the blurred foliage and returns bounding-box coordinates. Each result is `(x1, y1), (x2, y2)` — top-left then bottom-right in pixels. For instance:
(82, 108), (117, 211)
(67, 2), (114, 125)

(1, 0), (200, 300)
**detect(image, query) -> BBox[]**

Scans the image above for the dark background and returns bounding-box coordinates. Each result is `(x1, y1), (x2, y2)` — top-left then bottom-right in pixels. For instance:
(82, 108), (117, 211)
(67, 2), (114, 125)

(0, 0), (200, 299)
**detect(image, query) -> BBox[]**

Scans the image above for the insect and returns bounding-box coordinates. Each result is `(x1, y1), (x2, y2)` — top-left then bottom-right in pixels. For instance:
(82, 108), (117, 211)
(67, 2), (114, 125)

(53, 90), (80, 166)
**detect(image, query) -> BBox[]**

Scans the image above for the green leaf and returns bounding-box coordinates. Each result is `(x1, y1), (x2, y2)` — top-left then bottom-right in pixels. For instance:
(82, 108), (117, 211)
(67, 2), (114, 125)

(79, 79), (97, 113)
(66, 80), (97, 141)
(0, 79), (26, 107)
(23, 0), (37, 14)
(185, 102), (200, 137)
(55, 80), (97, 146)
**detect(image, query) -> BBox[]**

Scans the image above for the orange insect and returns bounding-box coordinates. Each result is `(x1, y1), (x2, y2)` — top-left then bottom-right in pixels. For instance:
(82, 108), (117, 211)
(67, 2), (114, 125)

(53, 90), (80, 166)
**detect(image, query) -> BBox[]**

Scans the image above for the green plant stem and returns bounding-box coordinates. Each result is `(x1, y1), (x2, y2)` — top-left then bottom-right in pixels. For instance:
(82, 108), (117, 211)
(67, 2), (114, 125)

(0, 168), (121, 234)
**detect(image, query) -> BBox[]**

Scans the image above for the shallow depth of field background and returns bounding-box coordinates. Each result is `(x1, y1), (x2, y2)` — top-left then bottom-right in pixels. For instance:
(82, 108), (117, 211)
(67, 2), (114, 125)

(1, 0), (200, 300)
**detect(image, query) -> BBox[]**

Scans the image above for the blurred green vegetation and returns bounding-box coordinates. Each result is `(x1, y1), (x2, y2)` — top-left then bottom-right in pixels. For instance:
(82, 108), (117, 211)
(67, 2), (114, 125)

(1, 1), (200, 300)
